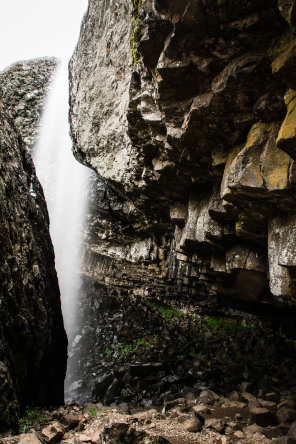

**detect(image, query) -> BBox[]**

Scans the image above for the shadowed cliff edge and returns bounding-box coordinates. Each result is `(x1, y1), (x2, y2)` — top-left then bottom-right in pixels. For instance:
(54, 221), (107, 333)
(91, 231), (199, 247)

(0, 60), (67, 432)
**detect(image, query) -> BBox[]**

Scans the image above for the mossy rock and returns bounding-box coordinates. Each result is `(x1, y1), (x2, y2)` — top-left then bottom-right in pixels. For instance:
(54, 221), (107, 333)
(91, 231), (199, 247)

(130, 0), (144, 65)
(272, 36), (296, 84)
(0, 396), (19, 433)
(276, 91), (296, 159)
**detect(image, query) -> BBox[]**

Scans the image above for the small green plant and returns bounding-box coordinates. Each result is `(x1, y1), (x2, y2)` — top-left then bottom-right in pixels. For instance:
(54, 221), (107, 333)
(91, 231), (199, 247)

(105, 347), (112, 358)
(197, 352), (205, 361)
(21, 424), (30, 433)
(19, 407), (47, 432)
(90, 406), (96, 417)
(204, 317), (220, 329)
(146, 301), (185, 323)
(203, 316), (252, 332)
(177, 355), (184, 360)
(105, 335), (159, 361)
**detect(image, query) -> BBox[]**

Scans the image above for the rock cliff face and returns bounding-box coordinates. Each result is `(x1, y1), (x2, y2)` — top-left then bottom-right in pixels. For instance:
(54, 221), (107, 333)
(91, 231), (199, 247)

(70, 0), (296, 307)
(0, 62), (67, 431)
(0, 58), (57, 150)
(68, 0), (296, 405)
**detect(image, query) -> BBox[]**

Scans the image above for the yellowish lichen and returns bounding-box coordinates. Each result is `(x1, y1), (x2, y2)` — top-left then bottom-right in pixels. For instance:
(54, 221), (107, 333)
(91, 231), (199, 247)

(276, 93), (296, 151)
(272, 37), (296, 74)
(130, 0), (144, 65)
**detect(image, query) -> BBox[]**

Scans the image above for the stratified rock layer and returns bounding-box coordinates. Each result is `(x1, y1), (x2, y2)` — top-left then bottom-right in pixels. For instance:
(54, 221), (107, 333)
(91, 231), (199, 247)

(0, 78), (67, 430)
(70, 0), (296, 307)
(68, 0), (296, 405)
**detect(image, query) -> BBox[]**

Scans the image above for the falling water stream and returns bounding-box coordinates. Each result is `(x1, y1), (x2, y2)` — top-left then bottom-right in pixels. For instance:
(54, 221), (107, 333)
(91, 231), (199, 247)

(33, 59), (91, 400)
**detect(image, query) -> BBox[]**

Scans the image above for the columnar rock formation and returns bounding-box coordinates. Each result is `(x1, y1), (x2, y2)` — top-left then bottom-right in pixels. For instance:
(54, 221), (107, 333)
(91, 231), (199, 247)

(0, 61), (67, 431)
(70, 0), (296, 307)
(66, 0), (296, 404)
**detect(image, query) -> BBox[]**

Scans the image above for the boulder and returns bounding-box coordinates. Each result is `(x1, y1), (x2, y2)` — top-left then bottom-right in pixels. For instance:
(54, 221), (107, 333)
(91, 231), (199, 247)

(42, 422), (65, 443)
(19, 433), (42, 444)
(204, 418), (226, 434)
(276, 408), (296, 425)
(249, 408), (273, 427)
(179, 416), (203, 432)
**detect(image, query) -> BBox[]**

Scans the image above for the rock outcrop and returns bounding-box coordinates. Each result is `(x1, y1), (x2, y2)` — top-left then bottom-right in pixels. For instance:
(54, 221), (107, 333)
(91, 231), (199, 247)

(70, 0), (296, 307)
(0, 62), (67, 431)
(67, 0), (296, 405)
(0, 58), (57, 150)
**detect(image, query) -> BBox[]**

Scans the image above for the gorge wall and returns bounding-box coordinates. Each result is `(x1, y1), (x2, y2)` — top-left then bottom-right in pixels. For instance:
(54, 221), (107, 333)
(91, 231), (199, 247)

(70, 0), (296, 308)
(67, 0), (296, 405)
(0, 60), (67, 431)
(0, 58), (58, 151)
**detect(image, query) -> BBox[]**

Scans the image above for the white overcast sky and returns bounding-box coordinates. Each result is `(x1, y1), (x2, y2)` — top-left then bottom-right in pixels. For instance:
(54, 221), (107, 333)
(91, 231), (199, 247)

(0, 0), (88, 71)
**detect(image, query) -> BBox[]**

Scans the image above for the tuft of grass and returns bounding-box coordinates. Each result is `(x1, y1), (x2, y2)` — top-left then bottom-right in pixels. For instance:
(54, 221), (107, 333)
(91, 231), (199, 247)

(146, 301), (185, 322)
(19, 407), (47, 432)
(203, 316), (252, 332)
(105, 335), (159, 361)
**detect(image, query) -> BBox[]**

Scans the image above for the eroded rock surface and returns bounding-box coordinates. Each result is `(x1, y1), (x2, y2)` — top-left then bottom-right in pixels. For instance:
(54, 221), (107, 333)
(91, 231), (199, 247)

(0, 58), (57, 150)
(0, 76), (67, 430)
(70, 0), (296, 308)
(67, 0), (296, 407)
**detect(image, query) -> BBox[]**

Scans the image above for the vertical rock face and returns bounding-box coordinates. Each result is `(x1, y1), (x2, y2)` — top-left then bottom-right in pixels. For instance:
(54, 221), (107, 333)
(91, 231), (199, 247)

(0, 58), (57, 150)
(68, 0), (296, 405)
(70, 0), (296, 307)
(0, 63), (67, 431)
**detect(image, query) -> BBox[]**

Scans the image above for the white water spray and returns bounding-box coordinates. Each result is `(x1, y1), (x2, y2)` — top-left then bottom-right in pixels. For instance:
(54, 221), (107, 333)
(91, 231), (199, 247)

(33, 60), (90, 399)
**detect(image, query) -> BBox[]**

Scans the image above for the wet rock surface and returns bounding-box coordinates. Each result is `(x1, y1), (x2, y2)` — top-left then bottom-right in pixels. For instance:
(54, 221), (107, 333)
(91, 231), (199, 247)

(0, 58), (57, 150)
(0, 70), (67, 430)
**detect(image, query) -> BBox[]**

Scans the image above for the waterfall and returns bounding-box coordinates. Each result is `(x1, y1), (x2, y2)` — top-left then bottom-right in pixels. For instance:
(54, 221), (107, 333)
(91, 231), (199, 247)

(33, 59), (91, 401)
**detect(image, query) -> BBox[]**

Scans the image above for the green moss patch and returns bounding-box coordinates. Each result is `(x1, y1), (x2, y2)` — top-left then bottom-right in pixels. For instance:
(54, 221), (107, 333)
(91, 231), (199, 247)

(130, 0), (144, 65)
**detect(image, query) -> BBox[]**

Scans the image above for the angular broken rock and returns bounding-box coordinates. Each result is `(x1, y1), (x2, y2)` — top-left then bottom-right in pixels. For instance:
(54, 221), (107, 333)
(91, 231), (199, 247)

(263, 426), (283, 439)
(198, 390), (219, 405)
(61, 413), (80, 429)
(100, 422), (170, 443)
(243, 424), (265, 436)
(19, 432), (42, 444)
(42, 421), (65, 442)
(249, 407), (273, 427)
(276, 408), (296, 424)
(272, 437), (296, 444)
(234, 430), (245, 439)
(240, 392), (257, 404)
(288, 422), (296, 438)
(204, 418), (226, 433)
(76, 434), (92, 442)
(180, 416), (203, 432)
